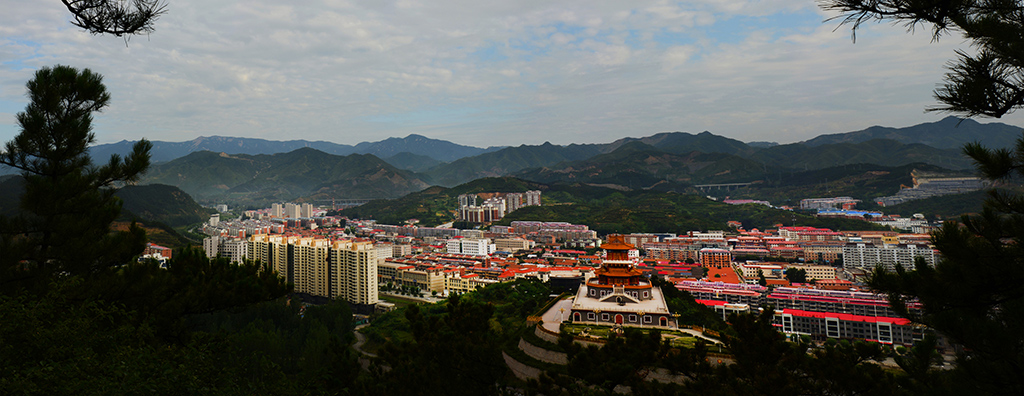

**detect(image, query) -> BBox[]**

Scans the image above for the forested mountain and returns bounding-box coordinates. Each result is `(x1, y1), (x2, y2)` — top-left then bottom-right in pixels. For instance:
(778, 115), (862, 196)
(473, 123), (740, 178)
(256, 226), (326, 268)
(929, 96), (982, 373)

(723, 163), (951, 207)
(802, 116), (1024, 149)
(90, 134), (505, 164)
(423, 142), (606, 186)
(383, 152), (444, 172)
(115, 184), (214, 227)
(0, 176), (208, 228)
(338, 176), (885, 232)
(749, 139), (973, 170)
(606, 131), (755, 157)
(515, 141), (771, 190)
(84, 117), (1021, 190)
(141, 148), (430, 207)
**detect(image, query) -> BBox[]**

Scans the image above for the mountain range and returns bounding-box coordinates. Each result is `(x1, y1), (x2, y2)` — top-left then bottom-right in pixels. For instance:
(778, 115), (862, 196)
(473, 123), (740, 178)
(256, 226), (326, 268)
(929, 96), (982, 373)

(801, 116), (1024, 149)
(141, 148), (430, 207)
(87, 116), (1018, 167)
(89, 134), (506, 164)
(0, 115), (996, 214)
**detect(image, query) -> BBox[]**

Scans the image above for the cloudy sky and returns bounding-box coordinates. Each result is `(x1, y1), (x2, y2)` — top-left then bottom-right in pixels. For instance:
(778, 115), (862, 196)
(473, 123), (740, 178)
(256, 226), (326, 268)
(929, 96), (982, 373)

(3, 1), (1023, 148)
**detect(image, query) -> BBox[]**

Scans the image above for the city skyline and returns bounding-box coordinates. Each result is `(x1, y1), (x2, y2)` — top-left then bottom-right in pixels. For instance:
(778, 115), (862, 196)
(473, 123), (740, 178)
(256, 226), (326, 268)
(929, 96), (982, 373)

(4, 1), (1024, 149)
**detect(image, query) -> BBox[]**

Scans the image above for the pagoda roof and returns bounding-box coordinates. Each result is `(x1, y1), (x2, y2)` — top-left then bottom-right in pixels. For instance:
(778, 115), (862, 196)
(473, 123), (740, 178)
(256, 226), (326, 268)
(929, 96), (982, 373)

(595, 266), (644, 277)
(602, 234), (636, 251)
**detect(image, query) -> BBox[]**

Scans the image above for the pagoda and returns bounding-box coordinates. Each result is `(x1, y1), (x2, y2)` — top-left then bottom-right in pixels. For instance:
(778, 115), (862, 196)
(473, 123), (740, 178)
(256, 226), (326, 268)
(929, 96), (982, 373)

(569, 235), (675, 328)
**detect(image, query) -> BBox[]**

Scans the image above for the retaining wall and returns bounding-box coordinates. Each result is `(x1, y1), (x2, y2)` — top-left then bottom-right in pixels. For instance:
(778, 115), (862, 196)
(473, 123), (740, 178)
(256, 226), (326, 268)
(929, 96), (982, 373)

(503, 351), (542, 381)
(519, 338), (568, 365)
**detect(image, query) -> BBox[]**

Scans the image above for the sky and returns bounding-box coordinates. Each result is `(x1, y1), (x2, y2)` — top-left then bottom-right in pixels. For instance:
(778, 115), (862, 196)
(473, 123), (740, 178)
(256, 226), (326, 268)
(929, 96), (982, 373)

(3, 1), (1024, 149)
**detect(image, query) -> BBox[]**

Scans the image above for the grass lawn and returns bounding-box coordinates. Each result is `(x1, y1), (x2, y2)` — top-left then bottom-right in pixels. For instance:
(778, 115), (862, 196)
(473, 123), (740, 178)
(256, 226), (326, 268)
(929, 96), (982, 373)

(379, 294), (419, 308)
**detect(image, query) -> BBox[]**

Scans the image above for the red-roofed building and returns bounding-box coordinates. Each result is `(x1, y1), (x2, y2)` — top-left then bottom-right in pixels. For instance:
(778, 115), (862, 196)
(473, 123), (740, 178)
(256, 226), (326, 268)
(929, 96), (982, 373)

(773, 308), (921, 345)
(144, 243), (172, 259)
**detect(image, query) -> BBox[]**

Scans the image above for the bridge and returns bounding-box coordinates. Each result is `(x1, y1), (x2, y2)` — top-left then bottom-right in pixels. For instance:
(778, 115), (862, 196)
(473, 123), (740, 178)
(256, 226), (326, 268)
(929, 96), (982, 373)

(692, 182), (753, 192)
(312, 198), (384, 209)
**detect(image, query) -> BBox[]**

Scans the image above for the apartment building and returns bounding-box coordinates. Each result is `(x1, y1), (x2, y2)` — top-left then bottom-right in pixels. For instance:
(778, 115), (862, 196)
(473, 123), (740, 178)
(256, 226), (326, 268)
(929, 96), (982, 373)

(698, 248), (732, 268)
(843, 242), (937, 272)
(446, 238), (495, 256)
(245, 235), (380, 305)
(494, 237), (533, 252)
(331, 241), (382, 305)
(203, 235), (248, 264)
(768, 287), (923, 345)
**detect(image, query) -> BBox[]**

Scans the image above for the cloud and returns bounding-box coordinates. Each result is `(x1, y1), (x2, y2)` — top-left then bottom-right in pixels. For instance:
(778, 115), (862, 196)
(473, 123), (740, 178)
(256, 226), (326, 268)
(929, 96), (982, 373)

(1, 0), (1022, 148)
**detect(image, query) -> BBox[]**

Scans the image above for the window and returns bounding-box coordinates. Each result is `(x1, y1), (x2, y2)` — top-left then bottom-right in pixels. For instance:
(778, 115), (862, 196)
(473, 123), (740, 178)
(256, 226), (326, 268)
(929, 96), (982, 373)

(877, 322), (893, 344)
(826, 318), (840, 338)
(629, 314), (637, 322)
(643, 291), (649, 298)
(601, 313), (609, 321)
(588, 312), (595, 320)
(644, 315), (652, 323)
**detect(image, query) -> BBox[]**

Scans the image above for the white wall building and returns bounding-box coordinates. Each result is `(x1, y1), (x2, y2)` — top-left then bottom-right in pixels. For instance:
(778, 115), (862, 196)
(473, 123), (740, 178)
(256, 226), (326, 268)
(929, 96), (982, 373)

(843, 243), (937, 272)
(446, 238), (496, 256)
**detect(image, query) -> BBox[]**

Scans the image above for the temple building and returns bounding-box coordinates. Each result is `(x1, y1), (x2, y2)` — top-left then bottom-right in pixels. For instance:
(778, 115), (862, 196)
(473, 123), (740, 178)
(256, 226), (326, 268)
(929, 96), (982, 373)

(570, 235), (676, 328)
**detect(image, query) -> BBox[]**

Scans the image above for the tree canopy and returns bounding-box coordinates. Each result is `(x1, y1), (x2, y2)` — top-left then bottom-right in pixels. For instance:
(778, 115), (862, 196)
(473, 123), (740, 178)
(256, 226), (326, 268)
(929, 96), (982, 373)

(61, 0), (167, 37)
(822, 1), (1024, 393)
(0, 65), (152, 293)
(821, 0), (1024, 118)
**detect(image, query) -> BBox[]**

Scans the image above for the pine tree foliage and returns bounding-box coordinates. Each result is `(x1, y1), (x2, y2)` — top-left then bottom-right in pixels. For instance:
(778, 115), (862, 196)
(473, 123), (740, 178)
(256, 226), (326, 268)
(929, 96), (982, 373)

(0, 65), (152, 293)
(820, 2), (1024, 393)
(61, 0), (167, 37)
(870, 142), (1024, 394)
(821, 0), (1024, 118)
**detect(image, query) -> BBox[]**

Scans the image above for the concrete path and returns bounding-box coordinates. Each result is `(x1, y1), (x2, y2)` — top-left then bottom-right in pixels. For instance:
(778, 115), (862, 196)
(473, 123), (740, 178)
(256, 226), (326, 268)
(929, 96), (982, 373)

(676, 328), (723, 345)
(540, 298), (574, 333)
(352, 323), (377, 358)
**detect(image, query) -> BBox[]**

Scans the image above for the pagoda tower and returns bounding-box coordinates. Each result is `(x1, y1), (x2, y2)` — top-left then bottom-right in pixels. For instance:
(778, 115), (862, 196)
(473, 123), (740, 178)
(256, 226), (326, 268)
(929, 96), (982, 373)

(569, 235), (675, 328)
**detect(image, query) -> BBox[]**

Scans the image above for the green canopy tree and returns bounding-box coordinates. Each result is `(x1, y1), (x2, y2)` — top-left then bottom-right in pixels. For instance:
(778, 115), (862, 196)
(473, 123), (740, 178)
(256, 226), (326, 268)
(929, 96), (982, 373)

(821, 0), (1024, 118)
(822, 1), (1024, 393)
(61, 0), (168, 37)
(0, 65), (152, 293)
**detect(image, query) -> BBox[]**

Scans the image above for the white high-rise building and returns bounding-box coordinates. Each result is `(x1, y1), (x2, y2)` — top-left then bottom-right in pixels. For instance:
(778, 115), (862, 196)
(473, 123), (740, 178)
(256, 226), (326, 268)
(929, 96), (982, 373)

(525, 190), (541, 206)
(299, 203), (314, 218)
(842, 243), (937, 272)
(246, 235), (379, 305)
(332, 241), (380, 305)
(284, 203), (301, 218)
(203, 235), (248, 264)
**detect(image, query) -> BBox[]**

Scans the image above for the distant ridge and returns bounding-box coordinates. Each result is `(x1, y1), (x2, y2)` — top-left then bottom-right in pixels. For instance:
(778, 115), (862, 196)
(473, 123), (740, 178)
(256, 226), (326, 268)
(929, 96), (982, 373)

(89, 134), (505, 164)
(801, 116), (1024, 149)
(141, 147), (430, 206)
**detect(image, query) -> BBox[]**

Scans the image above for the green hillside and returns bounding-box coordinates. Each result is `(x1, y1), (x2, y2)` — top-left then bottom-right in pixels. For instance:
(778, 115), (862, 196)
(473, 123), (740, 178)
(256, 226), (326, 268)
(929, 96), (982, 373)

(723, 163), (965, 209)
(383, 151), (444, 172)
(803, 116), (1024, 149)
(495, 187), (888, 234)
(115, 184), (214, 228)
(621, 131), (755, 157)
(750, 139), (972, 170)
(142, 148), (430, 207)
(516, 142), (771, 190)
(142, 151), (265, 198)
(880, 189), (993, 219)
(340, 177), (886, 232)
(424, 142), (604, 186)
(337, 177), (549, 226)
